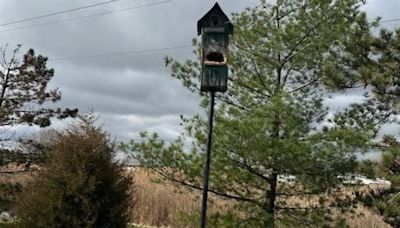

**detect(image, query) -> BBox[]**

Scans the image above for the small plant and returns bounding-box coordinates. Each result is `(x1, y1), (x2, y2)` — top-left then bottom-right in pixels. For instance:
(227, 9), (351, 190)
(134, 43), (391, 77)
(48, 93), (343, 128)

(15, 118), (134, 227)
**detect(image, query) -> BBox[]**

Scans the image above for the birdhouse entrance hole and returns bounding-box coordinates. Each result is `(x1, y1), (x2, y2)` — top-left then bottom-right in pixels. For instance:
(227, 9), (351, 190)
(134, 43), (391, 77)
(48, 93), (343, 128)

(211, 15), (220, 26)
(205, 52), (225, 64)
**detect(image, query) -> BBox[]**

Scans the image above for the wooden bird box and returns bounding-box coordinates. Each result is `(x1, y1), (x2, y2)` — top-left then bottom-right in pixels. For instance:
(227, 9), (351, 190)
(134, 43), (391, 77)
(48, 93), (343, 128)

(197, 3), (233, 92)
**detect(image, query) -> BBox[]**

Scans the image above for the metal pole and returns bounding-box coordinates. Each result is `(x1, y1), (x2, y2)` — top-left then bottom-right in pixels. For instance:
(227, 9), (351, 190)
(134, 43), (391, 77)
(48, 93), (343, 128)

(200, 91), (215, 228)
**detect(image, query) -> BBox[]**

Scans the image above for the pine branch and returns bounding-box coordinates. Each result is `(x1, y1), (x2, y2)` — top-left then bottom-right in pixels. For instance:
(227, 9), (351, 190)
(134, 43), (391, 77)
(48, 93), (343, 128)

(153, 168), (264, 208)
(229, 76), (271, 99)
(226, 155), (270, 182)
(288, 76), (322, 93)
(277, 3), (313, 20)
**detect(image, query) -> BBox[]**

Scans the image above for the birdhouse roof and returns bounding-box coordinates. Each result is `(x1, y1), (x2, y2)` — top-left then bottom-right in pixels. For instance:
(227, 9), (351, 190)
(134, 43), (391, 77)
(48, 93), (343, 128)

(197, 3), (233, 35)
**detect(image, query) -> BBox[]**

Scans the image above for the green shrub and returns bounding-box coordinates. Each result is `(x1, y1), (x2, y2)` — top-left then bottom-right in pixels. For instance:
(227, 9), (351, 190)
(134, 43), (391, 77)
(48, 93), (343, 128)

(15, 119), (134, 227)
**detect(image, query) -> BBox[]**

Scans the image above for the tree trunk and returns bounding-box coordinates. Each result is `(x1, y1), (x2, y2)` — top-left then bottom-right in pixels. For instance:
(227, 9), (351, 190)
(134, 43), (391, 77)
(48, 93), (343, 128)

(266, 96), (281, 227)
(0, 68), (10, 109)
(265, 172), (278, 227)
(266, 4), (282, 225)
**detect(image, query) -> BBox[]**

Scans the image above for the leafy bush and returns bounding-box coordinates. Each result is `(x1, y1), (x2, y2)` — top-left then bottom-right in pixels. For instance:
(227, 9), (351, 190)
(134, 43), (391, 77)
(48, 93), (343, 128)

(15, 119), (134, 227)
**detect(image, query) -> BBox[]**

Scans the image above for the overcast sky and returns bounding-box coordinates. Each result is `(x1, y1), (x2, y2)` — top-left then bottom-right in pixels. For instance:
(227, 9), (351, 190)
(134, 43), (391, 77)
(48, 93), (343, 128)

(0, 0), (399, 143)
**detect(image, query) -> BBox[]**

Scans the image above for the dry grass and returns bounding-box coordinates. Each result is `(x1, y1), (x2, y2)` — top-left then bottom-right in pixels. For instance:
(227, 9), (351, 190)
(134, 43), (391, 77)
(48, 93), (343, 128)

(0, 163), (36, 185)
(131, 167), (199, 227)
(130, 168), (391, 228)
(130, 167), (231, 228)
(0, 165), (392, 228)
(345, 205), (391, 228)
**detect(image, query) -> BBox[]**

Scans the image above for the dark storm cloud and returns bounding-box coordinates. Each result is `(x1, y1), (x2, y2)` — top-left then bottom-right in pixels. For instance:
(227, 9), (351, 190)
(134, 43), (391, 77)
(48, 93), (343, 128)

(0, 0), (259, 71)
(0, 0), (398, 142)
(45, 61), (203, 115)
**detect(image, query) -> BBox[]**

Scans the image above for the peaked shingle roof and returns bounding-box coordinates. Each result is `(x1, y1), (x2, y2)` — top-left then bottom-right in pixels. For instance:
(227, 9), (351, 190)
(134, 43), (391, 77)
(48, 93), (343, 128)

(197, 3), (233, 35)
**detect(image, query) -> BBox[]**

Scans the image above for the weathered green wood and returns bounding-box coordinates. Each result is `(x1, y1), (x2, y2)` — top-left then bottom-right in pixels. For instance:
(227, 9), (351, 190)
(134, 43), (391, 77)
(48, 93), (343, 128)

(197, 3), (233, 35)
(198, 3), (233, 93)
(201, 65), (228, 92)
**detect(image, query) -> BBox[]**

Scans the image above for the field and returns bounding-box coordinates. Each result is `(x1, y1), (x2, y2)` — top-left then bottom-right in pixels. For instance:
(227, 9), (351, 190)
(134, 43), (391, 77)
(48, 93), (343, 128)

(0, 164), (392, 227)
(131, 168), (391, 228)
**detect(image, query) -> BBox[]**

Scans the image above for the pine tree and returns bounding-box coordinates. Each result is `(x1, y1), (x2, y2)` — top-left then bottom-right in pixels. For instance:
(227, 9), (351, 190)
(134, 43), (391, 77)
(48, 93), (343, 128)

(0, 45), (77, 130)
(374, 136), (400, 227)
(340, 23), (400, 228)
(121, 0), (392, 226)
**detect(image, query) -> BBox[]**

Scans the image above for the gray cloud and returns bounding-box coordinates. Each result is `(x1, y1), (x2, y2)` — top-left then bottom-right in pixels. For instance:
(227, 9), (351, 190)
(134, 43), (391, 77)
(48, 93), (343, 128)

(364, 0), (400, 21)
(0, 0), (398, 144)
(48, 62), (201, 115)
(0, 0), (259, 71)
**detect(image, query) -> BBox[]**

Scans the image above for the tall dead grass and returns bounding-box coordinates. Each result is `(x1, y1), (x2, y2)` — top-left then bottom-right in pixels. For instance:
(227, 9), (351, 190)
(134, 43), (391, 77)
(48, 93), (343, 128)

(130, 168), (391, 228)
(0, 165), (392, 228)
(131, 168), (199, 227)
(345, 205), (391, 228)
(130, 168), (231, 227)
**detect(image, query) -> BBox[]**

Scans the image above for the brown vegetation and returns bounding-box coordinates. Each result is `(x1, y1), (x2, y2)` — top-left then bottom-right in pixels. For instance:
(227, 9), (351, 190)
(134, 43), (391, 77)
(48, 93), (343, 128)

(0, 165), (391, 227)
(14, 121), (133, 228)
(130, 168), (391, 228)
(130, 167), (231, 227)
